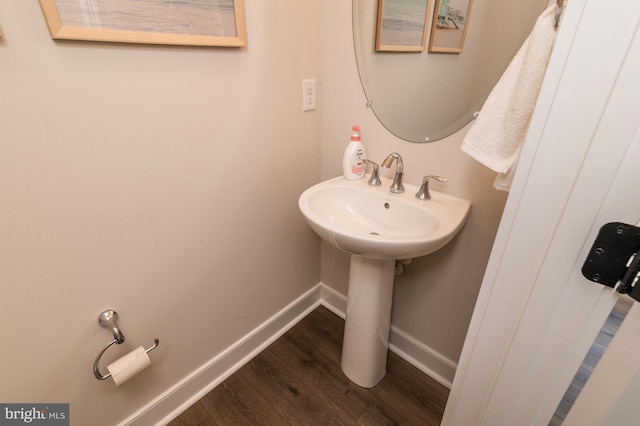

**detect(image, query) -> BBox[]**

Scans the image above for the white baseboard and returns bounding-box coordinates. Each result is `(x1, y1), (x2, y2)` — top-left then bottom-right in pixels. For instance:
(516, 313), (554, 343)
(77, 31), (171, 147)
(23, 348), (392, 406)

(122, 282), (455, 425)
(319, 282), (347, 319)
(388, 327), (456, 388)
(122, 285), (322, 426)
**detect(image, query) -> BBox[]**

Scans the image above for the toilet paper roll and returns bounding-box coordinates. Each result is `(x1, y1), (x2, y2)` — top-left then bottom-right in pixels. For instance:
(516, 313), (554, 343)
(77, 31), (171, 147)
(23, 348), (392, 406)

(107, 346), (151, 387)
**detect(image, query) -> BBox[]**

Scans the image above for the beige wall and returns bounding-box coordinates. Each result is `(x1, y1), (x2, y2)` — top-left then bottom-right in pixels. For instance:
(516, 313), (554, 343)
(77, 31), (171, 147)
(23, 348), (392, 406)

(0, 0), (506, 423)
(0, 1), (321, 425)
(320, 0), (507, 363)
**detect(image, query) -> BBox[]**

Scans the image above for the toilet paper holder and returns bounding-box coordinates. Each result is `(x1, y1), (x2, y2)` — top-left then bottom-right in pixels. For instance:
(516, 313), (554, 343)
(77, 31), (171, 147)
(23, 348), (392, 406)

(93, 309), (159, 381)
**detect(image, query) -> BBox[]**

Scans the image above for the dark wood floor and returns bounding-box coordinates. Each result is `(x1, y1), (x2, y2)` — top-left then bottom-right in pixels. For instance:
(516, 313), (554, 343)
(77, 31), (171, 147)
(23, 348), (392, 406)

(169, 306), (449, 425)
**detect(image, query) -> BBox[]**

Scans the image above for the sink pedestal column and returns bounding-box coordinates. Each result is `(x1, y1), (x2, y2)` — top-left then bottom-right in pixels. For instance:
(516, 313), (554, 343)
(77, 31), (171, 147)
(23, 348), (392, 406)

(341, 255), (396, 388)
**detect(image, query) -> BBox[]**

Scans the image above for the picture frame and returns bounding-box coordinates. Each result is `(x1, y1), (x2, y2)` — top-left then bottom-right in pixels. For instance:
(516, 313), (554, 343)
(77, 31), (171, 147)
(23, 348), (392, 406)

(375, 0), (432, 52)
(428, 0), (473, 53)
(38, 0), (247, 47)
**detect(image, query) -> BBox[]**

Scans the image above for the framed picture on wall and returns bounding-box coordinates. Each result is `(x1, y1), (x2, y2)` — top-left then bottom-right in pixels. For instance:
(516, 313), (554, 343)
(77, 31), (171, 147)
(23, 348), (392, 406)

(38, 0), (247, 47)
(428, 0), (473, 53)
(375, 0), (432, 52)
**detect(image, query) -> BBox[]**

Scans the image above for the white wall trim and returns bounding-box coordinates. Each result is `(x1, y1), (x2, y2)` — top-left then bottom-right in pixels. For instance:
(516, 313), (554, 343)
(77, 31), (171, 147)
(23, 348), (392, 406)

(319, 281), (347, 319)
(122, 282), (456, 425)
(389, 326), (456, 388)
(122, 285), (322, 426)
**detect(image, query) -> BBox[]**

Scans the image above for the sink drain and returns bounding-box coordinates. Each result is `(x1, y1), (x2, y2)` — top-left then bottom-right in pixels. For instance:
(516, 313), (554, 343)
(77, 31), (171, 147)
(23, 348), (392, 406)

(369, 232), (380, 236)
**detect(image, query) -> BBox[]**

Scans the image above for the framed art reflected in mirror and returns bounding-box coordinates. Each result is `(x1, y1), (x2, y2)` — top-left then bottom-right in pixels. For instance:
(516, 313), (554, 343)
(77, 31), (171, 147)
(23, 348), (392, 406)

(429, 0), (473, 53)
(376, 0), (432, 52)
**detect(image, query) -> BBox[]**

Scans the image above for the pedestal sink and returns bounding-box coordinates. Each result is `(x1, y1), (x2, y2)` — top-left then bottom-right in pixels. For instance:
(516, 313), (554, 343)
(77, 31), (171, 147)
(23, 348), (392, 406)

(298, 176), (471, 387)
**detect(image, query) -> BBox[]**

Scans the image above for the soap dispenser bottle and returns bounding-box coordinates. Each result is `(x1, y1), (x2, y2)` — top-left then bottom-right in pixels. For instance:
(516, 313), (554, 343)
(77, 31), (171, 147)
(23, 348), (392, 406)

(342, 125), (367, 180)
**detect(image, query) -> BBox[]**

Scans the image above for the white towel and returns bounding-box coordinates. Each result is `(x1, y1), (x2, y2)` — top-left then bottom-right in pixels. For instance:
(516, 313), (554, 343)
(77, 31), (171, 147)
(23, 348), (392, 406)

(461, 4), (558, 191)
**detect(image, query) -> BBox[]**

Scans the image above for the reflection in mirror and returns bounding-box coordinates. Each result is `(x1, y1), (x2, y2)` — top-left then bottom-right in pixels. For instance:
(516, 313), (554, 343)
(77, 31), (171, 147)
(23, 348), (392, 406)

(353, 0), (549, 143)
(428, 0), (474, 53)
(376, 0), (430, 52)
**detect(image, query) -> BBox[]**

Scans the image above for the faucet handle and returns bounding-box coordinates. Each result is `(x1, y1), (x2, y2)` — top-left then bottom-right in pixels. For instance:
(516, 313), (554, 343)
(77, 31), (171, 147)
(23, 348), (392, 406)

(415, 175), (448, 200)
(363, 160), (382, 186)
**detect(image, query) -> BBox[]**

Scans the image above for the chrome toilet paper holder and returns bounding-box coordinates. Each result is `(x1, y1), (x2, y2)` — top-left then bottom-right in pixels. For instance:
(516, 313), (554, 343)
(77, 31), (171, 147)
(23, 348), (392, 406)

(93, 309), (159, 380)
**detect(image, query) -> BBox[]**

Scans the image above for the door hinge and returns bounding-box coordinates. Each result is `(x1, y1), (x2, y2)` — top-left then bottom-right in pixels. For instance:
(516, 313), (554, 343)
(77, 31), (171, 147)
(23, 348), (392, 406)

(582, 222), (640, 302)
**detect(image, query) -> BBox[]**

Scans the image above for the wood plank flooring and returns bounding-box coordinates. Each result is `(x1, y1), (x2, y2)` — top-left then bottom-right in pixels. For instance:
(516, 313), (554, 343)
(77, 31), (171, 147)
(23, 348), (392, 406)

(169, 306), (449, 425)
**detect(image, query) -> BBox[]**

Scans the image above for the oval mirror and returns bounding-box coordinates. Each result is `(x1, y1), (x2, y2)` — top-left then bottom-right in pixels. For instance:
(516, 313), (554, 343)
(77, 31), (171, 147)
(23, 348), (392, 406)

(353, 0), (550, 143)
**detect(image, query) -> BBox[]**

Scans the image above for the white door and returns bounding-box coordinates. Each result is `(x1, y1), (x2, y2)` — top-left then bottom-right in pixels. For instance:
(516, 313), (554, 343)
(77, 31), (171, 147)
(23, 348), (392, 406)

(442, 0), (640, 424)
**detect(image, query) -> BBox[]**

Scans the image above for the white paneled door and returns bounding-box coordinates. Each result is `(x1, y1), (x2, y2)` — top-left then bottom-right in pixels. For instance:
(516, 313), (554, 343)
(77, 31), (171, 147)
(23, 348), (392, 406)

(443, 0), (640, 424)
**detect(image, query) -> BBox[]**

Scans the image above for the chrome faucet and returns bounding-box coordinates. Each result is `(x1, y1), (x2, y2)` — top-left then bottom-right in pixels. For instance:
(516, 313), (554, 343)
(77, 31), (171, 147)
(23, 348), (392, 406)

(381, 152), (404, 193)
(415, 175), (448, 200)
(363, 159), (382, 186)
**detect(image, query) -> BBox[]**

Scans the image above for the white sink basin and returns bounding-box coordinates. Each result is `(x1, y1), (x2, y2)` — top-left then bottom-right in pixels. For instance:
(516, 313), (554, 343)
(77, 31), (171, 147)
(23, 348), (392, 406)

(298, 175), (471, 388)
(298, 176), (471, 260)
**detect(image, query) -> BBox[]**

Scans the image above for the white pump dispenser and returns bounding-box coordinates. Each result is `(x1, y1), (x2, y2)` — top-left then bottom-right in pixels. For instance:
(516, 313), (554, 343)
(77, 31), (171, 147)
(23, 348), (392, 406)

(342, 125), (367, 180)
